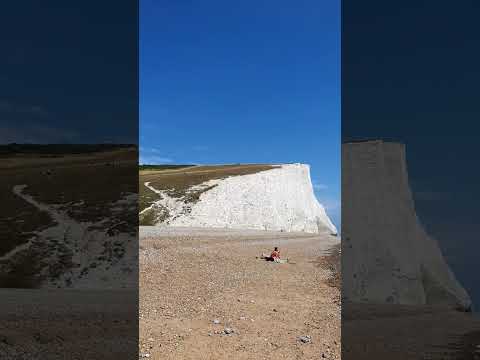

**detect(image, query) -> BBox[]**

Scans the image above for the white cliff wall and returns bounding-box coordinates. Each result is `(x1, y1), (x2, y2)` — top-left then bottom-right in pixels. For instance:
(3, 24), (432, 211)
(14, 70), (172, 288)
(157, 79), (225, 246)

(342, 140), (471, 310)
(165, 164), (337, 234)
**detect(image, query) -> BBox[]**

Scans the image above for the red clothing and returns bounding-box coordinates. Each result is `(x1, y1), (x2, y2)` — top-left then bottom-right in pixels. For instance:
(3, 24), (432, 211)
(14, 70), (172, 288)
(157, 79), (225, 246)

(270, 250), (280, 259)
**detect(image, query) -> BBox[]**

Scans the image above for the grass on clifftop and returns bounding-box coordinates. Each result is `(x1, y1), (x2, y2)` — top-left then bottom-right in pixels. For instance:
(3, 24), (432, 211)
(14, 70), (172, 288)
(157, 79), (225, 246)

(139, 164), (195, 171)
(139, 164), (279, 222)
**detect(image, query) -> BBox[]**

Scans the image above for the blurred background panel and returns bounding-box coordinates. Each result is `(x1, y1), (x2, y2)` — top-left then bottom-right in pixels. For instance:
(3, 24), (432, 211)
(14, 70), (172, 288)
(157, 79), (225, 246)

(0, 1), (138, 358)
(342, 1), (480, 359)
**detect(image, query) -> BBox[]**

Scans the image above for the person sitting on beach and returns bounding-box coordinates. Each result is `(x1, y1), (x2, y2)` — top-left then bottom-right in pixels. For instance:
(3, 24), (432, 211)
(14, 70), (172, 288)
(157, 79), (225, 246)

(270, 247), (280, 260)
(262, 247), (280, 262)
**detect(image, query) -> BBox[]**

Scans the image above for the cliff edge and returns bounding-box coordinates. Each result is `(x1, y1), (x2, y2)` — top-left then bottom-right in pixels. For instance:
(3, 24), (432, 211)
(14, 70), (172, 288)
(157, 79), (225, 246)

(342, 140), (471, 310)
(140, 163), (337, 235)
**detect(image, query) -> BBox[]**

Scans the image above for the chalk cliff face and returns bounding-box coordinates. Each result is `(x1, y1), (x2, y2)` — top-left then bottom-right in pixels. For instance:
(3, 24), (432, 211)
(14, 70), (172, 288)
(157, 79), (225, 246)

(342, 140), (471, 310)
(148, 164), (337, 235)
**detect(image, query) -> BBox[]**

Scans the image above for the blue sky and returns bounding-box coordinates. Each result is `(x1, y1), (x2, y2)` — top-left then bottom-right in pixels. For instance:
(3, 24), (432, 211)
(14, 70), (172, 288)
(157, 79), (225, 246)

(0, 2), (137, 145)
(140, 0), (340, 228)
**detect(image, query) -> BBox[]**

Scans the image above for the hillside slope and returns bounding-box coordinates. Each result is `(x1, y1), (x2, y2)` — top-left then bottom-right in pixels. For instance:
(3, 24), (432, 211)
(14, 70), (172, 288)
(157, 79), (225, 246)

(1, 148), (137, 289)
(139, 164), (337, 235)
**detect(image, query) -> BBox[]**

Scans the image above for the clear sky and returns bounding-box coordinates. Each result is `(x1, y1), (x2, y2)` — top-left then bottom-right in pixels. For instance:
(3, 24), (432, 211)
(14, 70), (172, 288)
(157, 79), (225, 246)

(0, 2), (137, 145)
(140, 0), (340, 228)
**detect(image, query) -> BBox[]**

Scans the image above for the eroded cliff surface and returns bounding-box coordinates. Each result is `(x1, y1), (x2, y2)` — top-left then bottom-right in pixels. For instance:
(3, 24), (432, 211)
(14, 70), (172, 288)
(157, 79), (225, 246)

(140, 164), (337, 235)
(342, 140), (471, 310)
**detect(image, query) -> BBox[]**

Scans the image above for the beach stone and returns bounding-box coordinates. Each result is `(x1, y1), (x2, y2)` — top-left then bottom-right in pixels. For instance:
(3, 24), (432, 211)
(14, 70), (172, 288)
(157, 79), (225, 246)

(298, 335), (311, 343)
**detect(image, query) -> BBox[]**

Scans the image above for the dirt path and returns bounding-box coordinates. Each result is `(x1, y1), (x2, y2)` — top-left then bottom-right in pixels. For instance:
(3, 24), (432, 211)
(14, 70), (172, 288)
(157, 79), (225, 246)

(139, 227), (340, 360)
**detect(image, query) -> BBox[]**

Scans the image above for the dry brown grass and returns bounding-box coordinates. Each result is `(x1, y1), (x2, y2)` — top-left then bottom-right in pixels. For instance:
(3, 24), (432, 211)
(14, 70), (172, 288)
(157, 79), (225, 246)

(141, 164), (278, 194)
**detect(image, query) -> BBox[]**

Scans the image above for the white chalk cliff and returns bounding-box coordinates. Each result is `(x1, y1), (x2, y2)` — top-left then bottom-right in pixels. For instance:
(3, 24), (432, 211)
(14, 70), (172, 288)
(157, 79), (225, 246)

(342, 140), (471, 310)
(149, 164), (337, 235)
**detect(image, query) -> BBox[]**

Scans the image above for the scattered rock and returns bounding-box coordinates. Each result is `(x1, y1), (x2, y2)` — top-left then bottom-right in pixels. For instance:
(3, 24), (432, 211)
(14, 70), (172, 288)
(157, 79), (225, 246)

(298, 335), (311, 344)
